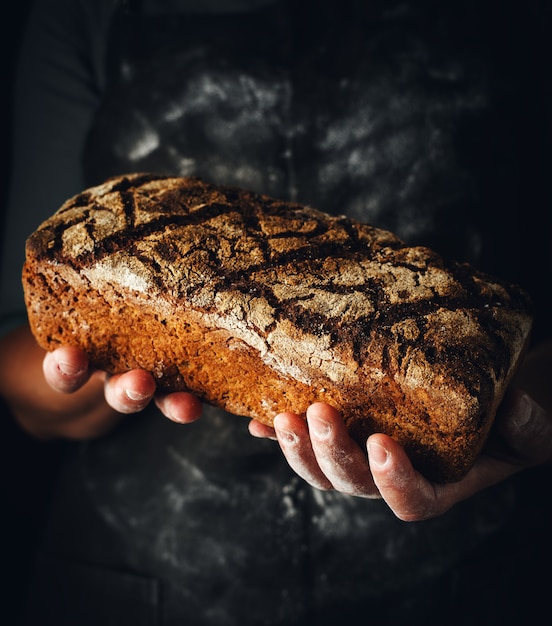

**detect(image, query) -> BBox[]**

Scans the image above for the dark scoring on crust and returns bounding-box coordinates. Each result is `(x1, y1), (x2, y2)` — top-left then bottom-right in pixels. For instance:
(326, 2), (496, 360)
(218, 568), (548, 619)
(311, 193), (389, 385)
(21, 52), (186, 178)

(28, 173), (532, 404)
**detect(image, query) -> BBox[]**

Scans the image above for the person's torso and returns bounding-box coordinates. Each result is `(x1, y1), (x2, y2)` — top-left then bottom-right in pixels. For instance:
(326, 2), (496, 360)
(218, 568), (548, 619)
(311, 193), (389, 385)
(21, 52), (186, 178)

(39, 2), (523, 623)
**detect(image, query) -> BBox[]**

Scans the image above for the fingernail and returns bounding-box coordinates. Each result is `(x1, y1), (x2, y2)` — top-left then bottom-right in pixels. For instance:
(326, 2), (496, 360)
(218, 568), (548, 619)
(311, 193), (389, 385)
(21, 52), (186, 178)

(125, 388), (150, 402)
(368, 441), (389, 467)
(514, 393), (532, 429)
(276, 427), (298, 444)
(57, 361), (84, 377)
(309, 416), (331, 440)
(165, 410), (183, 423)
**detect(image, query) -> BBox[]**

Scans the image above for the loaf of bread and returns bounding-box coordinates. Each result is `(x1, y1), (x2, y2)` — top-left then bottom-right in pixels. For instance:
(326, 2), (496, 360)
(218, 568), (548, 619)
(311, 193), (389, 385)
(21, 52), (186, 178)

(22, 173), (533, 482)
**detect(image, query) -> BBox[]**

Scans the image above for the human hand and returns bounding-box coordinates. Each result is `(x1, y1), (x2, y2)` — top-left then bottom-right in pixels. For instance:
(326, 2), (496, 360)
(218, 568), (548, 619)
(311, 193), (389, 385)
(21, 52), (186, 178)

(43, 345), (201, 419)
(249, 390), (551, 521)
(0, 324), (202, 440)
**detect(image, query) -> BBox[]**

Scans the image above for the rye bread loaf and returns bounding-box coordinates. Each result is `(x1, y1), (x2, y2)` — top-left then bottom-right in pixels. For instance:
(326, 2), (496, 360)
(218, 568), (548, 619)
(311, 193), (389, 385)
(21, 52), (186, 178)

(22, 173), (533, 482)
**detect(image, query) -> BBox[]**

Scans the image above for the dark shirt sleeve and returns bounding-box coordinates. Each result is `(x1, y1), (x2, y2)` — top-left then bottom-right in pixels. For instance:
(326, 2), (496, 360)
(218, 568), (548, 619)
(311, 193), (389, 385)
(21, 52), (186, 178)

(0, 0), (114, 335)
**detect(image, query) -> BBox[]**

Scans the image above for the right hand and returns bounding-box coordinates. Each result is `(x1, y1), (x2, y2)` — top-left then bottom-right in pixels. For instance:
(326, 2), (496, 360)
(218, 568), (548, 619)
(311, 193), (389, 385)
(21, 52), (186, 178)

(249, 341), (552, 521)
(0, 324), (202, 440)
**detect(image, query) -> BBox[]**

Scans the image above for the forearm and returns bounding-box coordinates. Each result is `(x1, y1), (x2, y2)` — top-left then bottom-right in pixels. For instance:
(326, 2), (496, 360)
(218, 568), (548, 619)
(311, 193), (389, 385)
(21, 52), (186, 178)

(0, 324), (119, 439)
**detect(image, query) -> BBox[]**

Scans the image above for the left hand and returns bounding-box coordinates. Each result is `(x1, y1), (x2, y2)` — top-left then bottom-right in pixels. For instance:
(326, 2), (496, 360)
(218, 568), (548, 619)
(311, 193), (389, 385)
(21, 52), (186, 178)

(0, 324), (203, 440)
(249, 390), (552, 521)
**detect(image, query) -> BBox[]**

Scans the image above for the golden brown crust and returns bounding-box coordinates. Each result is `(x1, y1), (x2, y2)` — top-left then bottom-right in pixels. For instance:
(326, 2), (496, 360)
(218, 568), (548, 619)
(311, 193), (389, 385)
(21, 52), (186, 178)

(22, 173), (533, 482)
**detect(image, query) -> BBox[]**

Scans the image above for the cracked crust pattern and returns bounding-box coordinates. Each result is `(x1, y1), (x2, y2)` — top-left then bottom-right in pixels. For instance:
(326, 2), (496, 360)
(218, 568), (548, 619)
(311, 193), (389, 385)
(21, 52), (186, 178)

(22, 173), (533, 481)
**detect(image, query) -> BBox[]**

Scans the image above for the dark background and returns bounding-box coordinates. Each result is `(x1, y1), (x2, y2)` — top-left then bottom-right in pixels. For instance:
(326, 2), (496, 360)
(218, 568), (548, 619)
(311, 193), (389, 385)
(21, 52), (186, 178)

(0, 1), (32, 218)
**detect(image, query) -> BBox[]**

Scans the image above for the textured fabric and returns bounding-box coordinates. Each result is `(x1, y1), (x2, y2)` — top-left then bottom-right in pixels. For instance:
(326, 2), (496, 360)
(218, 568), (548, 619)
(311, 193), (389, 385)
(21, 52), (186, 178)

(32, 406), (517, 625)
(85, 0), (516, 270)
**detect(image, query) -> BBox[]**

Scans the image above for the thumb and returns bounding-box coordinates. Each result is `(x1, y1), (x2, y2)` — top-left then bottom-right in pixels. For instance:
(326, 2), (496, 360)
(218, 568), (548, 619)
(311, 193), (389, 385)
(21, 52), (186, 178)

(489, 389), (552, 467)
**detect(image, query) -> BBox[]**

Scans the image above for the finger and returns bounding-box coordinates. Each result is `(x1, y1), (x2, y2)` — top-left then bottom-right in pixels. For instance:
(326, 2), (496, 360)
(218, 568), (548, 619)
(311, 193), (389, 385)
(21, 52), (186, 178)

(306, 403), (378, 497)
(43, 346), (92, 393)
(492, 390), (552, 466)
(367, 433), (447, 520)
(155, 392), (203, 424)
(248, 420), (278, 440)
(104, 369), (156, 414)
(273, 411), (333, 491)
(367, 433), (518, 521)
